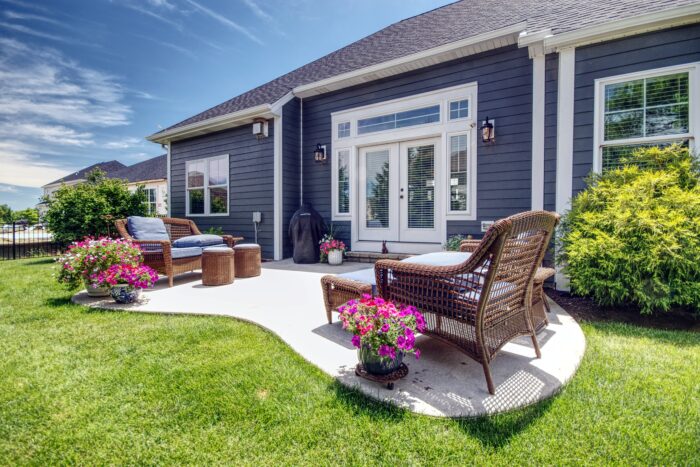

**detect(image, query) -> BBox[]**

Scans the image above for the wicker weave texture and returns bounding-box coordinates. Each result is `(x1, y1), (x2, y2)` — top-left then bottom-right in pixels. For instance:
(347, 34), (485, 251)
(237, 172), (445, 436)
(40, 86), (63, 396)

(233, 245), (261, 278)
(202, 249), (235, 286)
(375, 210), (559, 394)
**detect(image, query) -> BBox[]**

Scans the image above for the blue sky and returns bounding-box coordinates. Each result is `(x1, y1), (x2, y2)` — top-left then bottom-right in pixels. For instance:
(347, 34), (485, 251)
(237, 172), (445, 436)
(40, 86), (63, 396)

(0, 0), (450, 209)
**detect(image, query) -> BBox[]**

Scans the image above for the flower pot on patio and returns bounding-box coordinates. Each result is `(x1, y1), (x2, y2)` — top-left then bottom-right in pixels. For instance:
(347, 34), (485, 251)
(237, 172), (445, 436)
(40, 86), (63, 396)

(109, 284), (141, 304)
(327, 249), (343, 266)
(84, 279), (110, 297)
(358, 345), (403, 375)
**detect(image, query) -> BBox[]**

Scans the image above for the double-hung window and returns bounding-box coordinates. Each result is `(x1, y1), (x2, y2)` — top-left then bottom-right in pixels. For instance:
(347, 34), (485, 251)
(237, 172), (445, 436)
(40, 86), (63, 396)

(596, 64), (697, 171)
(186, 155), (229, 216)
(145, 188), (157, 215)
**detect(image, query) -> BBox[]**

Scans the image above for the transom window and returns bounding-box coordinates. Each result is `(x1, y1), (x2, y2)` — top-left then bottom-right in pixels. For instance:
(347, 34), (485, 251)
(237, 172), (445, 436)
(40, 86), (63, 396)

(357, 105), (440, 135)
(186, 155), (229, 216)
(449, 99), (469, 120)
(338, 121), (350, 138)
(597, 66), (696, 171)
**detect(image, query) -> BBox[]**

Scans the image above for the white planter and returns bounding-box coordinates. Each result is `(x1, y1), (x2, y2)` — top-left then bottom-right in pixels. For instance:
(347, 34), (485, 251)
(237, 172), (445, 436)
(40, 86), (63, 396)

(328, 249), (343, 266)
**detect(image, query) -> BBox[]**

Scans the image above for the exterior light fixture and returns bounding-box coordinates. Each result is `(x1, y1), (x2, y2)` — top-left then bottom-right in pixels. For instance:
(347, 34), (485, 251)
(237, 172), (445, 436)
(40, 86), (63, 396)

(314, 144), (327, 164)
(480, 116), (495, 143)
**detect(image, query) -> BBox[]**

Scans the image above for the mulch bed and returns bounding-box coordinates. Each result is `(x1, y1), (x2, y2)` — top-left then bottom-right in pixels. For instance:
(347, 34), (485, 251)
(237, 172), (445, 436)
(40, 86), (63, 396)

(546, 289), (699, 332)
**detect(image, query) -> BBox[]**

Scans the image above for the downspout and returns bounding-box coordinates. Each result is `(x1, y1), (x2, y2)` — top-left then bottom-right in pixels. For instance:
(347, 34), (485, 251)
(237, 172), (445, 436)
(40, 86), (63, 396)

(299, 97), (304, 206)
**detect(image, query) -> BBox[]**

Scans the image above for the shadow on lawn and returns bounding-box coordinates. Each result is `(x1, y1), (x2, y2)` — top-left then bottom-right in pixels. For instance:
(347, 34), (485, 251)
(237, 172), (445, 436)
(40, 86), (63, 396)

(328, 379), (408, 423)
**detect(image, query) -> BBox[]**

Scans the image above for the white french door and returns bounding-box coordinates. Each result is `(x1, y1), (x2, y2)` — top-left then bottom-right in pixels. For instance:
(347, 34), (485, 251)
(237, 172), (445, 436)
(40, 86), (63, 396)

(358, 138), (442, 243)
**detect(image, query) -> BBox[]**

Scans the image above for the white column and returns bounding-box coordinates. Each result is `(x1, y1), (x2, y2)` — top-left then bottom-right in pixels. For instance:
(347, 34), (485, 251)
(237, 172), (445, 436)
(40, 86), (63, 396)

(555, 47), (576, 290)
(273, 115), (283, 261)
(166, 142), (171, 217)
(531, 52), (545, 211)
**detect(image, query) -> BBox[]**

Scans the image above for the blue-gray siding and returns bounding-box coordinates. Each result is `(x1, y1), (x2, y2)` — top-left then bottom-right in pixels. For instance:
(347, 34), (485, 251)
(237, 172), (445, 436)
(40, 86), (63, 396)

(572, 23), (700, 196)
(282, 98), (301, 258)
(302, 45), (533, 245)
(170, 122), (275, 259)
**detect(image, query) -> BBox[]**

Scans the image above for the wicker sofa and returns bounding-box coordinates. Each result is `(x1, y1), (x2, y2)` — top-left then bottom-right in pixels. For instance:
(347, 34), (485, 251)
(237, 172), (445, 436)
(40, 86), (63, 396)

(116, 217), (243, 287)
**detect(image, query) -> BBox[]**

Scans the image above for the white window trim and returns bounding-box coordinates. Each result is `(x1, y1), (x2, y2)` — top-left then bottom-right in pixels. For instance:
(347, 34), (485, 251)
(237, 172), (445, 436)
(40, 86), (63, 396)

(593, 62), (699, 173)
(331, 83), (478, 223)
(448, 98), (470, 121)
(445, 131), (476, 219)
(185, 154), (230, 217)
(331, 147), (352, 220)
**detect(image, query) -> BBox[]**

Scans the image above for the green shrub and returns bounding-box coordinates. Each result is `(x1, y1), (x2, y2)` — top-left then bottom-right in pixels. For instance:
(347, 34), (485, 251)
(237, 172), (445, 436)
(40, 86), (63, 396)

(443, 234), (466, 251)
(44, 169), (148, 244)
(558, 144), (700, 314)
(204, 226), (224, 235)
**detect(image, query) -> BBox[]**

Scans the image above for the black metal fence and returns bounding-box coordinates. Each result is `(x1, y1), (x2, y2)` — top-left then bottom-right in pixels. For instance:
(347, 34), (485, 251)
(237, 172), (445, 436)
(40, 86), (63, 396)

(0, 223), (62, 261)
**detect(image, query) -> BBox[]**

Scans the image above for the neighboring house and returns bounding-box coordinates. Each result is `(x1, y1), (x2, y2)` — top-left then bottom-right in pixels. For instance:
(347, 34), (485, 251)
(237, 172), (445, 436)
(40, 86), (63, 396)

(110, 155), (168, 216)
(38, 160), (126, 217)
(39, 155), (167, 217)
(147, 0), (700, 274)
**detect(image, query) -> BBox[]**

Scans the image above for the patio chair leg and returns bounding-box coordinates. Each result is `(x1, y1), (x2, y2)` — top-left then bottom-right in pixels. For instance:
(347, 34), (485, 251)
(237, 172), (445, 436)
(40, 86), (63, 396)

(482, 362), (496, 395)
(543, 294), (551, 313)
(531, 333), (542, 359)
(326, 308), (332, 324)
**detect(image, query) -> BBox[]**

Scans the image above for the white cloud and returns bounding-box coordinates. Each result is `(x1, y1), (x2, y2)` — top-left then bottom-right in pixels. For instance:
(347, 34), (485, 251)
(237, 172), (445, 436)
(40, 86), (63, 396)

(0, 21), (69, 42)
(241, 0), (273, 22)
(4, 10), (64, 26)
(0, 184), (18, 193)
(104, 137), (144, 150)
(184, 0), (263, 45)
(0, 38), (133, 187)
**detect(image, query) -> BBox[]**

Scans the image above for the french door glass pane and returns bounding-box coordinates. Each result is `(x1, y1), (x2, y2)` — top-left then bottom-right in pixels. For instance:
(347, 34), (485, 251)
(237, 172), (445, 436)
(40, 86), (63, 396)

(407, 144), (434, 229)
(337, 150), (350, 213)
(449, 135), (468, 211)
(188, 189), (204, 214)
(209, 187), (228, 214)
(365, 150), (390, 228)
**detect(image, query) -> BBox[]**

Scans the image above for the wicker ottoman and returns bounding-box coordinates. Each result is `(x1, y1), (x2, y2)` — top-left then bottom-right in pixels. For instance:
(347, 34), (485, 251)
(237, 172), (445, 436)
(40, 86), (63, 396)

(201, 247), (235, 286)
(233, 244), (261, 278)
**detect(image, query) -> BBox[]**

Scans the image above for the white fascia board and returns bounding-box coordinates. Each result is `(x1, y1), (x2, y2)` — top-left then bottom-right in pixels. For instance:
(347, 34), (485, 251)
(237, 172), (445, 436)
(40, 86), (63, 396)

(544, 4), (700, 51)
(294, 22), (527, 98)
(147, 104), (274, 144)
(270, 92), (295, 115)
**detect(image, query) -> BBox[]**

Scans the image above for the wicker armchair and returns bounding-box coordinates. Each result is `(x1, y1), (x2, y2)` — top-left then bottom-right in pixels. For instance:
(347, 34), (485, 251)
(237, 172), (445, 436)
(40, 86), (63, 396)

(375, 211), (559, 394)
(115, 217), (243, 287)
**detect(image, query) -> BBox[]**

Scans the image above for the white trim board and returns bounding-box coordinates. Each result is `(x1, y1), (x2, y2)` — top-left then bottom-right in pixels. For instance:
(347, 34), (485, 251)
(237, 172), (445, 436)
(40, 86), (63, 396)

(530, 52), (545, 211)
(592, 62), (700, 173)
(273, 114), (283, 261)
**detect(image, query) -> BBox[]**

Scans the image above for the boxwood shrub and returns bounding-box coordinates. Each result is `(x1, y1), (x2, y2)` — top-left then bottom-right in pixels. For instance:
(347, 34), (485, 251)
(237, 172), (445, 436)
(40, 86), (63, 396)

(557, 145), (700, 314)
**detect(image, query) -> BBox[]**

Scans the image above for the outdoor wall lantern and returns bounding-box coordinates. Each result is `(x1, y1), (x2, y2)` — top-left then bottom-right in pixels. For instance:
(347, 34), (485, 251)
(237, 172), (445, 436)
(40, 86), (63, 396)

(480, 116), (495, 143)
(314, 144), (327, 164)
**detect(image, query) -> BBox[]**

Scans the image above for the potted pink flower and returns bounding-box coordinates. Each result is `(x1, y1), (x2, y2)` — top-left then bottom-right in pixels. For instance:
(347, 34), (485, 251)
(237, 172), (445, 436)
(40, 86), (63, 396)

(57, 237), (143, 297)
(93, 264), (158, 304)
(338, 295), (425, 375)
(320, 237), (347, 266)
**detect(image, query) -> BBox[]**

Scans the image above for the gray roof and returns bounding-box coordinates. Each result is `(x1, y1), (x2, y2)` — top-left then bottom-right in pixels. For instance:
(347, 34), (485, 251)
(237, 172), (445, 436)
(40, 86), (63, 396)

(155, 0), (699, 135)
(109, 154), (167, 183)
(46, 160), (126, 186)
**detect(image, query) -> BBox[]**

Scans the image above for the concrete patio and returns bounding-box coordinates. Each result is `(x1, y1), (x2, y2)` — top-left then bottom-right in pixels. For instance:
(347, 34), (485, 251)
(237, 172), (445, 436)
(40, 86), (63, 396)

(73, 262), (586, 418)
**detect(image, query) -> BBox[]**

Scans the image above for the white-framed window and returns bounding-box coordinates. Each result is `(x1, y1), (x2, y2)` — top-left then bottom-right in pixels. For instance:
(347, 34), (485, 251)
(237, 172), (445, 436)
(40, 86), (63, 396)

(357, 105), (440, 135)
(186, 154), (229, 216)
(145, 188), (157, 215)
(447, 132), (471, 215)
(594, 63), (698, 171)
(449, 99), (469, 120)
(337, 121), (350, 139)
(332, 148), (351, 219)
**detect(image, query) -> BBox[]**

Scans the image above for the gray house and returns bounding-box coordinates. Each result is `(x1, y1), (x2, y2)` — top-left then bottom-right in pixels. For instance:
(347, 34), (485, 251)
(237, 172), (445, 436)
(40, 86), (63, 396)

(148, 0), (700, 286)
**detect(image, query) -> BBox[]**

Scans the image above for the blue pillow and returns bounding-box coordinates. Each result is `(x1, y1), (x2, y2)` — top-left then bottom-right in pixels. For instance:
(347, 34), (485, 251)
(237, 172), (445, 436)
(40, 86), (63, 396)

(127, 216), (169, 241)
(173, 234), (224, 248)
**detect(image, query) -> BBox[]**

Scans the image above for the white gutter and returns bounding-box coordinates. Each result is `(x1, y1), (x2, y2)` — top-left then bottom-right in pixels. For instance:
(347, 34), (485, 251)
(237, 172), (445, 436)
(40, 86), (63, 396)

(293, 22), (527, 97)
(544, 3), (700, 51)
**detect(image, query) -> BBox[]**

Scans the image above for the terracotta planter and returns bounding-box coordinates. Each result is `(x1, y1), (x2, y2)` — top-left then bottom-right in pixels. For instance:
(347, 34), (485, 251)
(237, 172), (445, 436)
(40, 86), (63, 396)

(110, 284), (141, 304)
(84, 279), (110, 297)
(328, 249), (343, 266)
(358, 345), (404, 375)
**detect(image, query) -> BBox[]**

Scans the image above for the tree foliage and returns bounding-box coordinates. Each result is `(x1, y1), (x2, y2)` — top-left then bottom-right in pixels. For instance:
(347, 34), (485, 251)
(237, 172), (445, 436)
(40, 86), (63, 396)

(43, 169), (148, 243)
(558, 144), (700, 314)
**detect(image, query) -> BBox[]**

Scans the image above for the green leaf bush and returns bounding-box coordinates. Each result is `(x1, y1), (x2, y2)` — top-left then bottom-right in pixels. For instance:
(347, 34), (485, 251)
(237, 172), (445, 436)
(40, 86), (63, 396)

(558, 144), (700, 314)
(44, 169), (148, 244)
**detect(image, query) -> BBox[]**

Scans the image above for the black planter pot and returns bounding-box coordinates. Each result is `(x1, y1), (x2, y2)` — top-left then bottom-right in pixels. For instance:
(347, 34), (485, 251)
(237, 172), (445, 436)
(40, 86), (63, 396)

(358, 345), (404, 375)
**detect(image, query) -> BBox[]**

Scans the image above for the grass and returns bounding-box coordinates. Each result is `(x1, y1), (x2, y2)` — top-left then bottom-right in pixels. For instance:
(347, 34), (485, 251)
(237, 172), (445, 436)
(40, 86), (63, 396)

(0, 259), (698, 465)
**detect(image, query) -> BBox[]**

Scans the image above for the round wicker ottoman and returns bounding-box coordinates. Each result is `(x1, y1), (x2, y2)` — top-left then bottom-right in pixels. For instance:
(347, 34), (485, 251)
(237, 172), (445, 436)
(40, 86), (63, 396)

(233, 244), (261, 278)
(201, 247), (235, 286)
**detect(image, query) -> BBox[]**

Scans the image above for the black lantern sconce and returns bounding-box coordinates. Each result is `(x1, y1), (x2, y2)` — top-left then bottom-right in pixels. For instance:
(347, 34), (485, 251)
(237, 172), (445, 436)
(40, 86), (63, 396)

(314, 144), (327, 164)
(480, 116), (495, 144)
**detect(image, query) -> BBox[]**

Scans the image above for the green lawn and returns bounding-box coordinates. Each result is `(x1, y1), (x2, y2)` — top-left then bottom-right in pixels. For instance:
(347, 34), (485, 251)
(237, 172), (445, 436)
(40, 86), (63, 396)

(0, 259), (698, 465)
